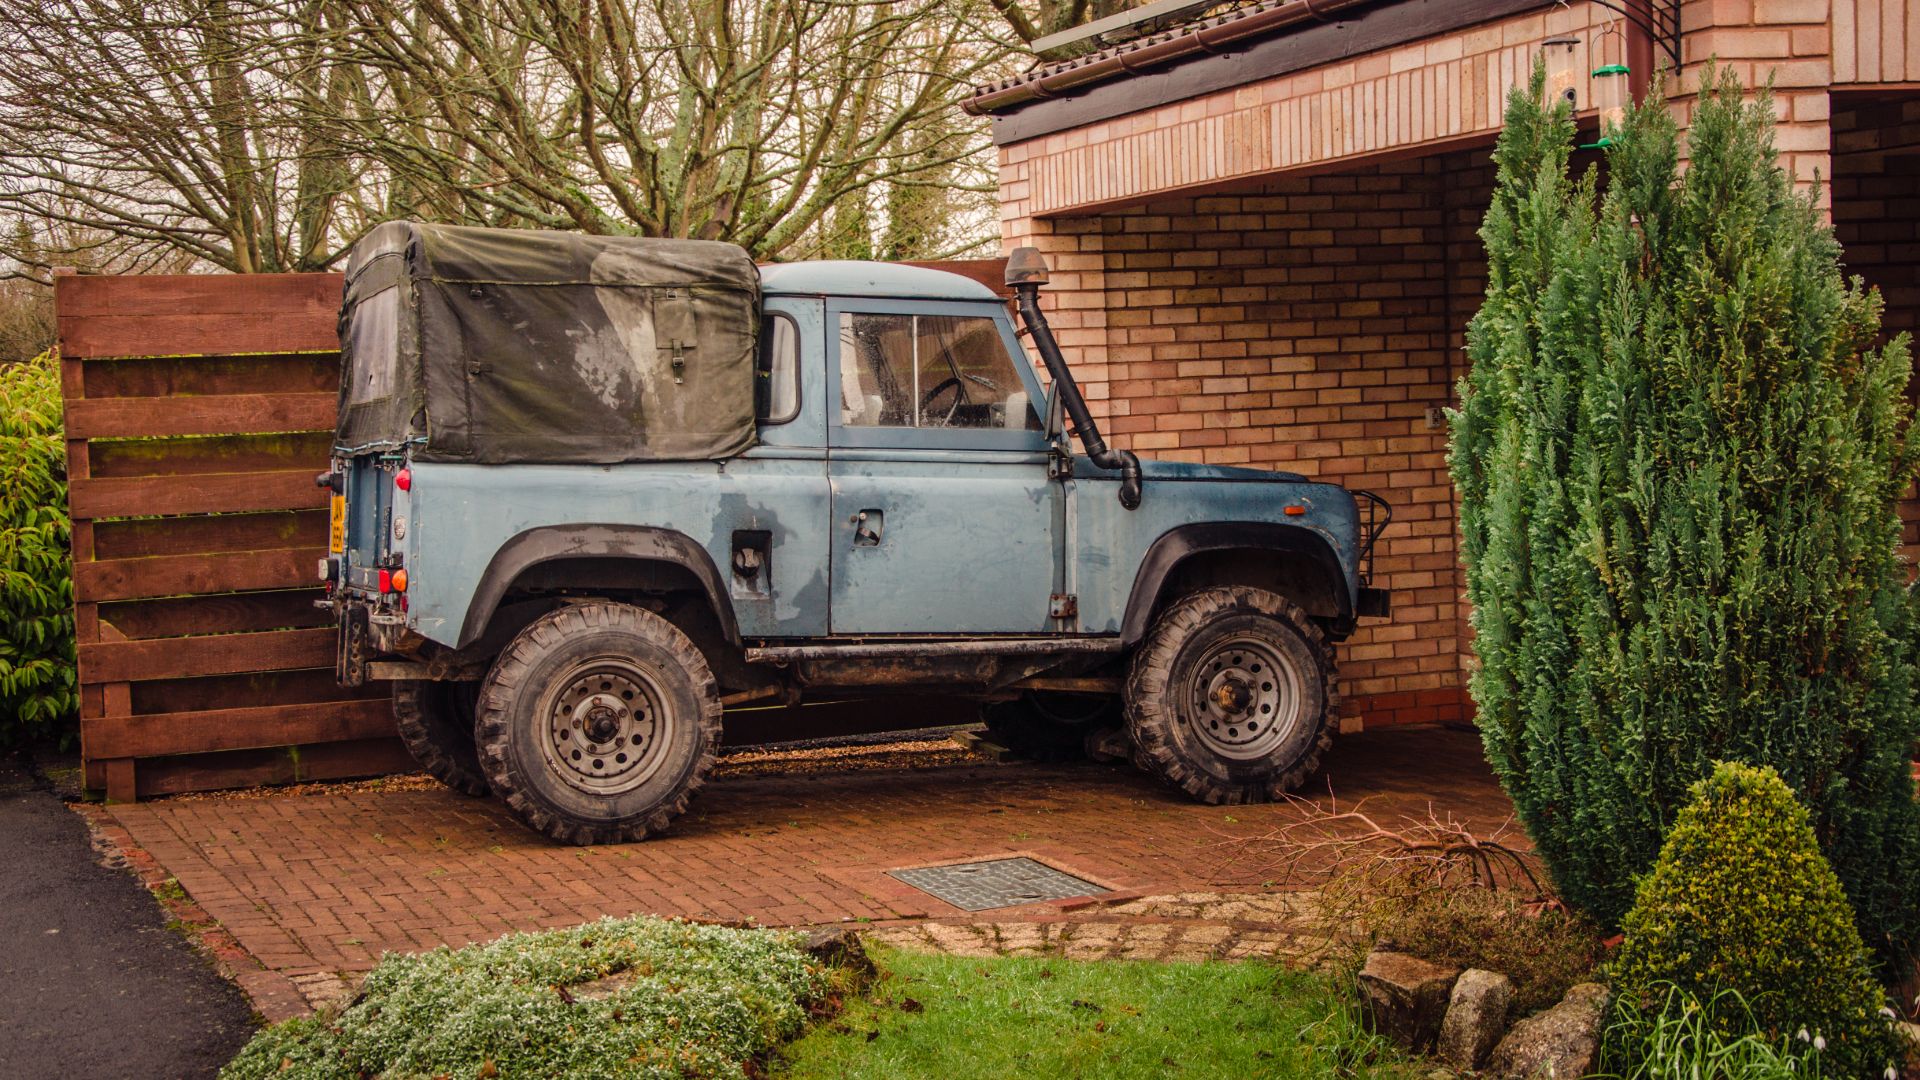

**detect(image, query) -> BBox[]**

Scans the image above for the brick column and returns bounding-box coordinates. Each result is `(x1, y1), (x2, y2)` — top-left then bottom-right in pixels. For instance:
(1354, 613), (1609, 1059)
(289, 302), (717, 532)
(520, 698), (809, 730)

(998, 145), (1114, 420)
(1676, 0), (1835, 204)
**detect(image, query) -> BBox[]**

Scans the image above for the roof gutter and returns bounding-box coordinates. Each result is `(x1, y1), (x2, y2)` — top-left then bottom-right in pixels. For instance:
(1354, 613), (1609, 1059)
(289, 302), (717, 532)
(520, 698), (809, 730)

(963, 0), (1381, 116)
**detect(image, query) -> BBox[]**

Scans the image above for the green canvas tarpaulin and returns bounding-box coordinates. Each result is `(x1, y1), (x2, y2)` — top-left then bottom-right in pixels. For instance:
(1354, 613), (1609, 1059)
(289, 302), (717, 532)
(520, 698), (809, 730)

(335, 221), (760, 464)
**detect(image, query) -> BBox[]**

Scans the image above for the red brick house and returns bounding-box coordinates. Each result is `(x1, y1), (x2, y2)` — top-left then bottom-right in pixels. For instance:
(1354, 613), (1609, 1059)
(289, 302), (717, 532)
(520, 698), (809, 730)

(965, 0), (1920, 731)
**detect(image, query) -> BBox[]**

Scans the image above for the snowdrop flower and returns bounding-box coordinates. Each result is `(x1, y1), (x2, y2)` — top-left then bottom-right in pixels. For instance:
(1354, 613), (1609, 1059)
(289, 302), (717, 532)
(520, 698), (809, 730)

(1879, 1006), (1897, 1019)
(1797, 1028), (1811, 1043)
(1885, 1066), (1898, 1080)
(1812, 1035), (1827, 1052)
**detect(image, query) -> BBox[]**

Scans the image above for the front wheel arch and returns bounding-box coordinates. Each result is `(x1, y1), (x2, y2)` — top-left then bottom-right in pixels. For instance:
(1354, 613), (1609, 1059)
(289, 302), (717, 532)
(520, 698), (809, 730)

(1120, 524), (1353, 645)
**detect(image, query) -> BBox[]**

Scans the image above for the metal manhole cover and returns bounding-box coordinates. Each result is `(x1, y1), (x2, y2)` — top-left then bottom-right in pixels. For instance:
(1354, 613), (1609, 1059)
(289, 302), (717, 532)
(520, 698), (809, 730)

(889, 857), (1108, 911)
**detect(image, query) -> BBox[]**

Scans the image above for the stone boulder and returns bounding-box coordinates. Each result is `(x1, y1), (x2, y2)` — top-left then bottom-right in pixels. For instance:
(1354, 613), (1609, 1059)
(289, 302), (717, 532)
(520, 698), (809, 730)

(1436, 967), (1513, 1071)
(1487, 982), (1610, 1080)
(1357, 949), (1462, 1052)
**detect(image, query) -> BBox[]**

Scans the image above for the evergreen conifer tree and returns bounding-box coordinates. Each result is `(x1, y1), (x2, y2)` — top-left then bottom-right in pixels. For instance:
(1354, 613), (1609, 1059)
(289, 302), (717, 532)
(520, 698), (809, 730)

(1450, 63), (1920, 966)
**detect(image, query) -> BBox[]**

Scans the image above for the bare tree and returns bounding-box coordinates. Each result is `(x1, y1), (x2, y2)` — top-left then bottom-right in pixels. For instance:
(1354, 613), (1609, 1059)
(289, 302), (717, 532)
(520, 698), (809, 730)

(0, 0), (377, 276)
(0, 0), (1028, 273)
(306, 0), (1008, 259)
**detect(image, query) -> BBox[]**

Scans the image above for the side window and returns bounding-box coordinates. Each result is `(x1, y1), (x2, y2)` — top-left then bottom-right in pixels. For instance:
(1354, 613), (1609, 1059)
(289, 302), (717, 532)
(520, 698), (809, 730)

(756, 314), (799, 425)
(837, 312), (1040, 430)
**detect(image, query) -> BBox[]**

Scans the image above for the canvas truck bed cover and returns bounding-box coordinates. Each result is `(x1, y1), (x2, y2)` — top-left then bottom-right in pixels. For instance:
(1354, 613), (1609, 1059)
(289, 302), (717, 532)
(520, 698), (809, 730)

(334, 221), (760, 463)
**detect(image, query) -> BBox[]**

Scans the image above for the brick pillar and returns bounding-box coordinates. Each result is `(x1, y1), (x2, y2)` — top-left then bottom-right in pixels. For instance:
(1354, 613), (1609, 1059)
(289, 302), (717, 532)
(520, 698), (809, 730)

(1676, 0), (1834, 205)
(998, 144), (1113, 417)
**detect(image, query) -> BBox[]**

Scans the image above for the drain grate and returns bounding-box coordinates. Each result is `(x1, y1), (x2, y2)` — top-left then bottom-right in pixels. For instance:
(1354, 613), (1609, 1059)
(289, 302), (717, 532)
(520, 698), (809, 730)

(889, 857), (1108, 911)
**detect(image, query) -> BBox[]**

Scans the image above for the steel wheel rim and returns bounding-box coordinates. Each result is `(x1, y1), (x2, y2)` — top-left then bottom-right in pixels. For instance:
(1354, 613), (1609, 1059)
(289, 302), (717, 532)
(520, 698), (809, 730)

(1186, 635), (1302, 761)
(538, 656), (672, 796)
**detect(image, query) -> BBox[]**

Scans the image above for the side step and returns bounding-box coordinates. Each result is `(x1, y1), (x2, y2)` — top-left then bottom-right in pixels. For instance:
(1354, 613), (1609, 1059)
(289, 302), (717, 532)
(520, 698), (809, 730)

(745, 637), (1123, 663)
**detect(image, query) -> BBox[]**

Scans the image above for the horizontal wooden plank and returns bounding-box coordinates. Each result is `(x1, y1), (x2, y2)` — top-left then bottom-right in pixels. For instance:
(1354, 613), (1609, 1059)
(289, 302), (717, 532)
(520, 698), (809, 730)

(129, 667), (385, 716)
(124, 737), (414, 798)
(94, 510), (327, 560)
(60, 312), (340, 360)
(54, 272), (344, 319)
(77, 549), (319, 603)
(100, 588), (328, 639)
(83, 354), (339, 398)
(91, 432), (333, 479)
(79, 627), (334, 684)
(65, 393), (337, 439)
(69, 470), (328, 518)
(82, 698), (394, 759)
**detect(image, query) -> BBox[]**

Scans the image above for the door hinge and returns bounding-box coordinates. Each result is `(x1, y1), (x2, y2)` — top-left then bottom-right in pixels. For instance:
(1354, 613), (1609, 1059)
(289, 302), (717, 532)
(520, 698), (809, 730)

(1049, 593), (1078, 619)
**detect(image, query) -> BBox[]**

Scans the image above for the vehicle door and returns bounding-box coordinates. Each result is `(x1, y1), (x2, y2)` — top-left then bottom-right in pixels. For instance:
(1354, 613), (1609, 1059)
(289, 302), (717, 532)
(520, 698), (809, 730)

(826, 299), (1061, 634)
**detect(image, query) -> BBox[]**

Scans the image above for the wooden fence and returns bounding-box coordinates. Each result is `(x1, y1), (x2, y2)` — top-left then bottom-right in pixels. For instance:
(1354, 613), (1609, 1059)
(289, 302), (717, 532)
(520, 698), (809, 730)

(58, 260), (1005, 800)
(56, 270), (405, 801)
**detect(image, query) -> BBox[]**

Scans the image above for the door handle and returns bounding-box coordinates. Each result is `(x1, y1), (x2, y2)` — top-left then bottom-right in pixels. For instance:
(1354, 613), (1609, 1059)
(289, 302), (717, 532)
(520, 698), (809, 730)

(851, 509), (883, 546)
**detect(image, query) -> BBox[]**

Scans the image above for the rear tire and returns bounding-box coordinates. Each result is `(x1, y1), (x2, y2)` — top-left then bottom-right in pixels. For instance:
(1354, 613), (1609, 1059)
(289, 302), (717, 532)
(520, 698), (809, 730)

(392, 680), (489, 796)
(475, 602), (721, 845)
(1125, 586), (1337, 805)
(980, 691), (1120, 763)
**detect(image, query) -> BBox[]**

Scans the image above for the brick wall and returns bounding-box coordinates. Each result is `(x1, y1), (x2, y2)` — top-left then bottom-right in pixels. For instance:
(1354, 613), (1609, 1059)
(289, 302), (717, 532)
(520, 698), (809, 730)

(1009, 153), (1500, 730)
(1832, 91), (1920, 559)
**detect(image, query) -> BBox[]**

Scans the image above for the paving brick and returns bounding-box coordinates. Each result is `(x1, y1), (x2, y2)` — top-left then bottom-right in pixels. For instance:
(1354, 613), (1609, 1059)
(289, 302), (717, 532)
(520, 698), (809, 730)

(92, 729), (1507, 998)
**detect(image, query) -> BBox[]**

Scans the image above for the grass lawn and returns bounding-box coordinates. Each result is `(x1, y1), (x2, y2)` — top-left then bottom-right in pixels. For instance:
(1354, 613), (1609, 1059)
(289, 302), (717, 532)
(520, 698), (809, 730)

(774, 944), (1414, 1079)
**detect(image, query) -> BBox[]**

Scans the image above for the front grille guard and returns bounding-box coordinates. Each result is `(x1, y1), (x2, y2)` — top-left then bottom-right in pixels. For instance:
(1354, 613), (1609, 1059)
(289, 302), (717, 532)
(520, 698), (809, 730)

(1352, 490), (1393, 586)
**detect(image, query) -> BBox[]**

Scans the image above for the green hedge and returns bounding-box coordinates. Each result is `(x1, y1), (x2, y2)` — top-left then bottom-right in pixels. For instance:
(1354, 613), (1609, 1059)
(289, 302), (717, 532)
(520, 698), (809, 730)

(0, 350), (76, 748)
(1450, 62), (1920, 969)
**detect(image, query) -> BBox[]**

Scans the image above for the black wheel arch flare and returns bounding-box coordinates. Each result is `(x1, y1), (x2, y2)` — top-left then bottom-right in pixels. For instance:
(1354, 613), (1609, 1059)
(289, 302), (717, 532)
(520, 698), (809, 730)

(458, 524), (739, 650)
(1120, 522), (1354, 646)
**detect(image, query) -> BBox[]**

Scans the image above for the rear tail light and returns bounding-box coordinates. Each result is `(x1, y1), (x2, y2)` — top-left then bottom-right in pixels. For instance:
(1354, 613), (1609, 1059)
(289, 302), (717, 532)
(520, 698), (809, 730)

(394, 467), (412, 491)
(391, 569), (408, 593)
(378, 568), (393, 593)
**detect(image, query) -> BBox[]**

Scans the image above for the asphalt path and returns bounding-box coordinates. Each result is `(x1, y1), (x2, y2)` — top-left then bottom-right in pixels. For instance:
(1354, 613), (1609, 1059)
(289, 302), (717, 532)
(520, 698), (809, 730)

(0, 755), (254, 1079)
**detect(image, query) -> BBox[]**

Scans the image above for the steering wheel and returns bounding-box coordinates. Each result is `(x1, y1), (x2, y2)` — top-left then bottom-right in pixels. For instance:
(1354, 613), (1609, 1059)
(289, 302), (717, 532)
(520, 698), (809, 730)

(920, 376), (968, 426)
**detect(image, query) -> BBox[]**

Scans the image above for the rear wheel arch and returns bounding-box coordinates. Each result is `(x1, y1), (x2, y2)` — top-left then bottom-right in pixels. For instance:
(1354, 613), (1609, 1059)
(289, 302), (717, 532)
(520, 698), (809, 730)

(458, 524), (739, 650)
(1120, 523), (1353, 646)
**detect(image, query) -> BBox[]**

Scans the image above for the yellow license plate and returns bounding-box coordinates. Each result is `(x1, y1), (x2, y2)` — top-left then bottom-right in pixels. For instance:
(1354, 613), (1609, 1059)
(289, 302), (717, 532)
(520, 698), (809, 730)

(328, 494), (346, 553)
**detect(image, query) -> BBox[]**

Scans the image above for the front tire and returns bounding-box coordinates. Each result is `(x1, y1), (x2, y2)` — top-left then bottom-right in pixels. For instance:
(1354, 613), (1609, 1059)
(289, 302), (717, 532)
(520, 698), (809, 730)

(475, 602), (721, 845)
(1125, 586), (1336, 805)
(392, 680), (489, 796)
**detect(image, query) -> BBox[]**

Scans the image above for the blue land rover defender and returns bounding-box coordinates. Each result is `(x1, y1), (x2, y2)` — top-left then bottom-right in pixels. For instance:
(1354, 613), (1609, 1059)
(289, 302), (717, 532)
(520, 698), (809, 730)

(322, 223), (1390, 844)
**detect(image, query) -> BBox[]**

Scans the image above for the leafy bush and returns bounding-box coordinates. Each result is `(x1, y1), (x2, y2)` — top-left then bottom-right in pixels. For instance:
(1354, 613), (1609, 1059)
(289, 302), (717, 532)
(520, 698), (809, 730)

(221, 916), (841, 1080)
(1367, 883), (1603, 1020)
(0, 349), (75, 748)
(1608, 762), (1901, 1080)
(1450, 60), (1920, 966)
(1604, 984), (1839, 1080)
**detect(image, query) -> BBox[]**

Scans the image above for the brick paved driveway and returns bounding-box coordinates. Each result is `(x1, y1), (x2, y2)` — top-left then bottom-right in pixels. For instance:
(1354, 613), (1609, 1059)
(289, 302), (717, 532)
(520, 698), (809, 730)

(90, 727), (1509, 1015)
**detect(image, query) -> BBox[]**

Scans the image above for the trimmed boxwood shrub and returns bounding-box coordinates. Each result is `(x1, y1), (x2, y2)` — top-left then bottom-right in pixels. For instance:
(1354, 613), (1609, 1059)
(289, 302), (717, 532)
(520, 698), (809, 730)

(0, 350), (75, 748)
(1609, 762), (1900, 1080)
(1451, 61), (1920, 967)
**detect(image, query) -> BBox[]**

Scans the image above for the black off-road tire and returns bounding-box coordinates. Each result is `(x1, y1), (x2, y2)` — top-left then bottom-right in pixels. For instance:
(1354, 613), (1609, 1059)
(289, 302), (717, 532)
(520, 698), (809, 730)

(475, 602), (722, 845)
(392, 680), (489, 796)
(980, 691), (1121, 763)
(1125, 586), (1337, 805)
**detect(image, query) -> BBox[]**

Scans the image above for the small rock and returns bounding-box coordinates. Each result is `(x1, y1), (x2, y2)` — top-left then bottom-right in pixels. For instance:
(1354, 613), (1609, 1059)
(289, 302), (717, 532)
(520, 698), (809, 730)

(801, 927), (876, 985)
(1357, 950), (1462, 1052)
(1486, 982), (1610, 1080)
(1436, 968), (1513, 1071)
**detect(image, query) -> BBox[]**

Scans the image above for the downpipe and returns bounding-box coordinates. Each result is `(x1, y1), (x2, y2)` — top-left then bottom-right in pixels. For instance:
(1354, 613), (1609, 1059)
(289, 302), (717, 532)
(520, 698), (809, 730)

(1007, 248), (1143, 510)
